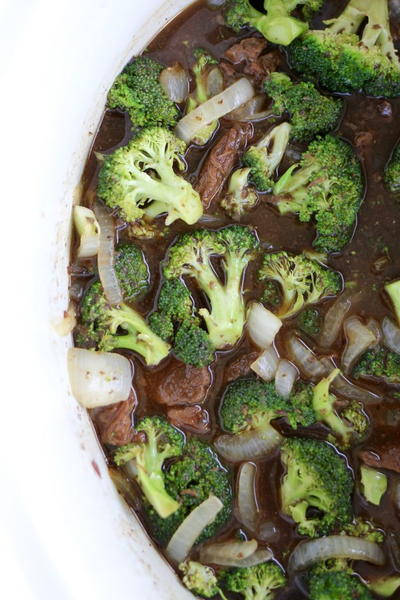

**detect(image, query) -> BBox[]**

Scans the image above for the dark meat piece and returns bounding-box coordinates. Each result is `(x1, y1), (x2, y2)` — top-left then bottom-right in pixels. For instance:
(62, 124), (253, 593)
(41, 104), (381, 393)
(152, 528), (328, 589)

(196, 123), (253, 209)
(219, 61), (238, 87)
(225, 38), (268, 64)
(153, 361), (212, 406)
(354, 131), (374, 149)
(224, 38), (281, 86)
(258, 51), (282, 76)
(376, 100), (393, 119)
(167, 405), (210, 434)
(225, 350), (259, 383)
(93, 391), (136, 446)
(360, 446), (400, 473)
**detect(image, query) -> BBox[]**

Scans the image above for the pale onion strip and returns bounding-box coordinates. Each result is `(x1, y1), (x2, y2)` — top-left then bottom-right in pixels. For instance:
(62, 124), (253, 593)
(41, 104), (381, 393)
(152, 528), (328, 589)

(285, 334), (328, 380)
(251, 346), (280, 381)
(67, 348), (132, 408)
(319, 357), (382, 404)
(247, 303), (282, 349)
(225, 549), (273, 567)
(288, 536), (385, 573)
(199, 539), (257, 566)
(73, 205), (100, 258)
(366, 318), (382, 346)
(225, 94), (271, 122)
(166, 496), (223, 563)
(52, 303), (76, 336)
(206, 67), (224, 98)
(237, 462), (259, 531)
(94, 203), (122, 305)
(275, 359), (298, 398)
(207, 0), (225, 6)
(175, 78), (254, 144)
(160, 63), (189, 103)
(319, 292), (352, 348)
(382, 317), (400, 354)
(342, 316), (378, 373)
(214, 427), (282, 463)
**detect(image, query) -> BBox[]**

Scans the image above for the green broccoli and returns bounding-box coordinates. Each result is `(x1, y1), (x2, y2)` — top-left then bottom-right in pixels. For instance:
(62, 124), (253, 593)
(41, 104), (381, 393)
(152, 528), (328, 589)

(219, 562), (286, 600)
(144, 439), (233, 547)
(164, 226), (259, 349)
(114, 416), (184, 518)
(243, 123), (291, 192)
(264, 72), (343, 142)
(298, 307), (321, 336)
(288, 0), (400, 97)
(353, 346), (400, 385)
(280, 437), (353, 537)
(369, 576), (400, 597)
(220, 168), (258, 220)
(97, 127), (203, 226)
(186, 48), (220, 145)
(342, 518), (384, 543)
(179, 561), (226, 599)
(107, 56), (179, 128)
(385, 141), (400, 194)
(360, 465), (388, 506)
(385, 279), (400, 327)
(273, 135), (364, 253)
(258, 251), (341, 318)
(308, 570), (373, 600)
(114, 243), (149, 300)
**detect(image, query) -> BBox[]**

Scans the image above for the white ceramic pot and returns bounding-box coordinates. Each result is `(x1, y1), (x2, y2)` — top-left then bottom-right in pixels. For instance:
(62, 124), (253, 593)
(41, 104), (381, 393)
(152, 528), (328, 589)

(1, 1), (193, 598)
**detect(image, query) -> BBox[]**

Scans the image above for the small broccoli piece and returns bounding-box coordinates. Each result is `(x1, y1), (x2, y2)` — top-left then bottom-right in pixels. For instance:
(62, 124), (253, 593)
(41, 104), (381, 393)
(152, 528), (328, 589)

(280, 437), (353, 537)
(342, 517), (384, 544)
(179, 561), (225, 599)
(164, 226), (259, 349)
(127, 219), (165, 240)
(273, 135), (363, 253)
(258, 251), (341, 319)
(145, 439), (233, 547)
(264, 72), (343, 142)
(219, 562), (286, 600)
(360, 465), (388, 506)
(369, 576), (400, 597)
(220, 168), (258, 220)
(298, 307), (321, 335)
(114, 243), (150, 300)
(79, 281), (170, 365)
(308, 570), (373, 600)
(97, 127), (203, 226)
(174, 320), (214, 367)
(385, 279), (400, 327)
(186, 48), (219, 145)
(114, 416), (184, 518)
(385, 141), (400, 194)
(243, 123), (292, 192)
(288, 0), (400, 97)
(148, 311), (174, 342)
(107, 56), (179, 128)
(353, 346), (400, 385)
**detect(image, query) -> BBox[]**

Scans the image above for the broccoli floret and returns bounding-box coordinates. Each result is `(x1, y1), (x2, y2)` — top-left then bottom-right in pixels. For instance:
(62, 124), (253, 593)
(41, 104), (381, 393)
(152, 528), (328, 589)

(353, 346), (400, 385)
(220, 168), (258, 220)
(385, 279), (400, 326)
(385, 141), (400, 194)
(186, 48), (219, 145)
(219, 562), (286, 600)
(127, 219), (165, 240)
(107, 56), (179, 128)
(308, 570), (373, 600)
(258, 251), (341, 319)
(79, 281), (170, 365)
(298, 307), (321, 335)
(243, 123), (291, 192)
(113, 243), (150, 300)
(288, 0), (400, 97)
(280, 437), (353, 537)
(145, 439), (233, 547)
(164, 226), (259, 349)
(342, 517), (384, 543)
(264, 72), (343, 142)
(174, 320), (214, 367)
(114, 416), (184, 518)
(97, 127), (203, 226)
(360, 465), (388, 506)
(179, 561), (225, 599)
(273, 135), (363, 253)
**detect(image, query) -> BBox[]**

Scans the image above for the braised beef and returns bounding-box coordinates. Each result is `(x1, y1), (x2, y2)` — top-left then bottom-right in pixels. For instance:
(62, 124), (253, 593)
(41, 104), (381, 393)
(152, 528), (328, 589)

(224, 350), (259, 383)
(152, 361), (212, 406)
(167, 405), (210, 433)
(93, 391), (136, 446)
(360, 446), (400, 473)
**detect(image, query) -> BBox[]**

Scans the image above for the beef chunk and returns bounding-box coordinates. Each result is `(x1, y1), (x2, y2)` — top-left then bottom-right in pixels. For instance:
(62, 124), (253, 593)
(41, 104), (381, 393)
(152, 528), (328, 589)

(225, 38), (268, 64)
(153, 361), (212, 406)
(167, 405), (210, 434)
(360, 446), (400, 473)
(93, 391), (136, 446)
(225, 351), (259, 383)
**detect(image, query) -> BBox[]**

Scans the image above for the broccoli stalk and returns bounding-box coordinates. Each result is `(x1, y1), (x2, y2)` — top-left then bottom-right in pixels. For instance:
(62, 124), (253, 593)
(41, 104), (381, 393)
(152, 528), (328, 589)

(187, 49), (220, 145)
(219, 562), (286, 600)
(385, 279), (400, 327)
(179, 561), (228, 599)
(220, 168), (258, 220)
(360, 465), (388, 506)
(97, 127), (203, 226)
(385, 141), (400, 194)
(368, 576), (400, 597)
(243, 123), (291, 192)
(114, 416), (184, 518)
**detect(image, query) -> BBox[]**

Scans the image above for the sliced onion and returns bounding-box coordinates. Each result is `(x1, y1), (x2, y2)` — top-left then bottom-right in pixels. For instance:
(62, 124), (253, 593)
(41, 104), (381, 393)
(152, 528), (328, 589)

(319, 292), (353, 349)
(226, 548), (273, 567)
(288, 536), (385, 573)
(206, 67), (224, 98)
(319, 357), (382, 404)
(68, 348), (132, 408)
(53, 303), (76, 336)
(382, 317), (400, 353)
(366, 318), (382, 345)
(247, 303), (282, 349)
(275, 359), (298, 398)
(285, 334), (328, 380)
(251, 346), (280, 381)
(225, 95), (271, 122)
(207, 0), (226, 7)
(160, 63), (189, 103)
(215, 427), (282, 462)
(166, 496), (223, 563)
(342, 317), (378, 373)
(94, 203), (122, 306)
(200, 539), (257, 565)
(73, 205), (100, 258)
(258, 521), (280, 543)
(175, 78), (254, 144)
(237, 462), (259, 531)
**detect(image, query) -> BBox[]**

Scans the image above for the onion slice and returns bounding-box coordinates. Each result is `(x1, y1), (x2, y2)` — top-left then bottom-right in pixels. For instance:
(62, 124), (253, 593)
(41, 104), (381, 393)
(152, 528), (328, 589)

(225, 94), (271, 122)
(275, 359), (298, 398)
(251, 346), (280, 381)
(382, 317), (400, 354)
(247, 303), (282, 349)
(226, 549), (273, 567)
(215, 427), (282, 462)
(199, 539), (258, 565)
(288, 536), (385, 573)
(175, 78), (254, 144)
(285, 334), (328, 380)
(52, 303), (76, 336)
(237, 462), (259, 531)
(68, 348), (132, 408)
(94, 203), (122, 305)
(319, 292), (352, 349)
(342, 316), (378, 373)
(166, 496), (223, 563)
(160, 63), (189, 103)
(73, 205), (100, 258)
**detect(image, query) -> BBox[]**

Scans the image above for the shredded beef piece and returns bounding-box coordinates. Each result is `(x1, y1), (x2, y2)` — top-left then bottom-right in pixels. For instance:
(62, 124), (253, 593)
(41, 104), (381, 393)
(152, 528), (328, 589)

(225, 351), (260, 383)
(152, 361), (212, 406)
(377, 100), (393, 118)
(196, 123), (253, 208)
(219, 61), (238, 87)
(354, 131), (374, 149)
(225, 38), (268, 64)
(167, 405), (210, 434)
(93, 391), (136, 446)
(258, 51), (282, 75)
(360, 446), (400, 473)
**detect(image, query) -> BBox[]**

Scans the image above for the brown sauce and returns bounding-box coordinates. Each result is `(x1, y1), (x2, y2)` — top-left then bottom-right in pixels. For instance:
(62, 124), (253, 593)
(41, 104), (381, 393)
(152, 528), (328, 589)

(70, 1), (400, 597)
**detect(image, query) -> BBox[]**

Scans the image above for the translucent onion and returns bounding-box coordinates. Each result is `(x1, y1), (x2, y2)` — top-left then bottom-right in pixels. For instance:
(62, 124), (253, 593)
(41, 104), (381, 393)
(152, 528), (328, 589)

(342, 317), (378, 373)
(94, 203), (122, 305)
(199, 539), (258, 565)
(226, 549), (273, 567)
(207, 0), (226, 7)
(275, 359), (298, 398)
(166, 496), (223, 563)
(247, 303), (282, 349)
(160, 63), (189, 103)
(67, 348), (132, 408)
(73, 205), (100, 258)
(206, 67), (224, 98)
(366, 318), (382, 345)
(237, 462), (259, 531)
(319, 358), (382, 404)
(285, 334), (327, 380)
(382, 317), (400, 354)
(52, 303), (76, 336)
(288, 536), (385, 573)
(214, 427), (282, 462)
(175, 78), (254, 144)
(225, 94), (271, 122)
(319, 292), (352, 349)
(251, 346), (279, 381)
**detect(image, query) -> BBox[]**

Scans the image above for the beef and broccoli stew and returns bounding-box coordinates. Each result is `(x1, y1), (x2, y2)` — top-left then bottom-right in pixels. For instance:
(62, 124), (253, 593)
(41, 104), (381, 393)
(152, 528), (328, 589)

(67, 0), (400, 597)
